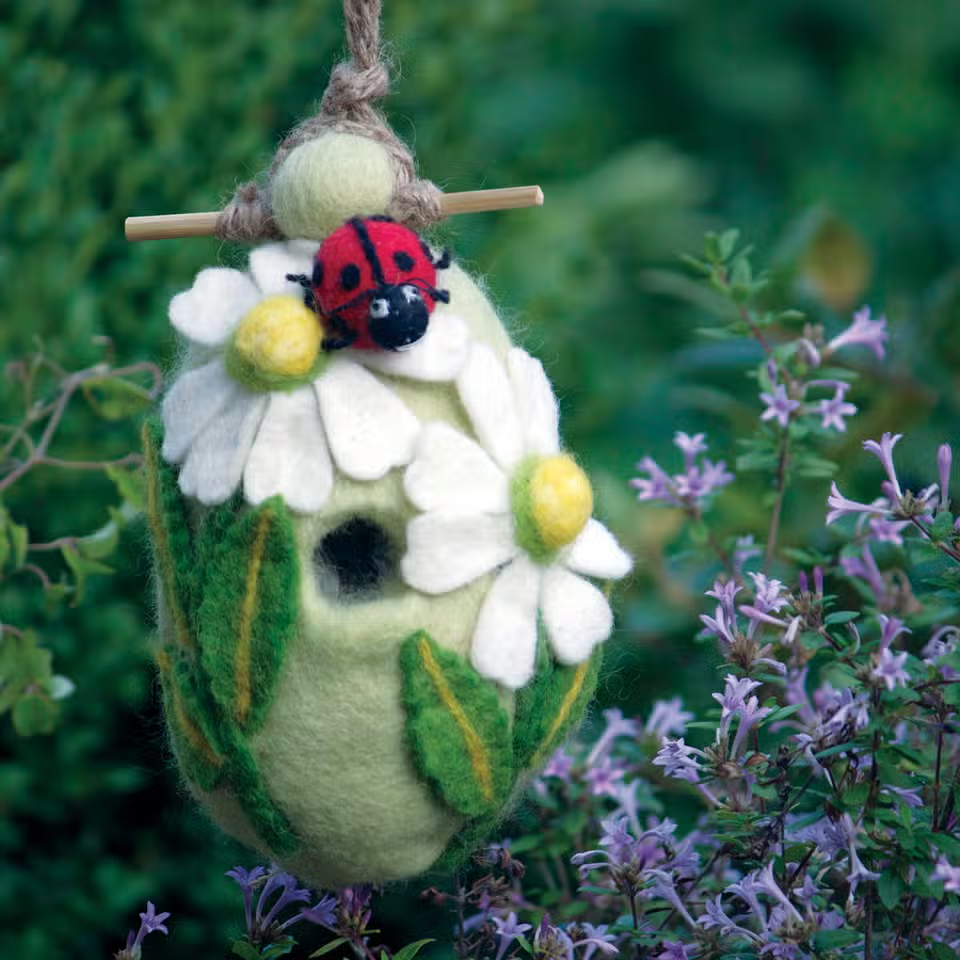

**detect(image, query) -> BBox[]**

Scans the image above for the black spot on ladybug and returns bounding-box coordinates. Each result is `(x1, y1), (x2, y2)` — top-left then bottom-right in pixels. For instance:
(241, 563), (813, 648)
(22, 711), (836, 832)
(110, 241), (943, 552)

(312, 260), (324, 287)
(340, 264), (361, 291)
(393, 250), (415, 272)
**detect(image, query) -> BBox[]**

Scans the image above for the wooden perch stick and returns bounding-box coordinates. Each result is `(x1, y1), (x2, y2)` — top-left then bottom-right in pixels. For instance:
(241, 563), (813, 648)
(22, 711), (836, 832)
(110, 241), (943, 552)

(125, 185), (544, 241)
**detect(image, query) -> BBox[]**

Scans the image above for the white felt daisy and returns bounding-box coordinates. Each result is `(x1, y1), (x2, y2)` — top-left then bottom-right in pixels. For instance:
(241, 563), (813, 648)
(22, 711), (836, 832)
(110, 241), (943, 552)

(401, 344), (633, 689)
(161, 241), (469, 511)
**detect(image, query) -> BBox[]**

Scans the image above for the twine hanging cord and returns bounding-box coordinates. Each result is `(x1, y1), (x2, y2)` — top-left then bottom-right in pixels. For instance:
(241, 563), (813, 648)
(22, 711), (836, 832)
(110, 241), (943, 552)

(215, 0), (444, 242)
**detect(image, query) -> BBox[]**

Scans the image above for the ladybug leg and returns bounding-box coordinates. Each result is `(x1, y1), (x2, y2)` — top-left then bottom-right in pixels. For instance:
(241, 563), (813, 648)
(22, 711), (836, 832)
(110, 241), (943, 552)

(285, 273), (316, 311)
(321, 313), (358, 353)
(321, 332), (358, 352)
(431, 248), (452, 270)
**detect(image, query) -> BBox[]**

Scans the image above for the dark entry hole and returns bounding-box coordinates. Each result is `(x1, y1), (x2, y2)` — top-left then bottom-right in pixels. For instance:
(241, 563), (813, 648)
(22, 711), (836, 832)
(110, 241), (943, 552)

(313, 518), (394, 600)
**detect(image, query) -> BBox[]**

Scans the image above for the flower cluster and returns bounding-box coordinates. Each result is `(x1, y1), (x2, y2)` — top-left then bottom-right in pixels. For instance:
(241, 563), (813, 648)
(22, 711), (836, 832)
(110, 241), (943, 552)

(631, 432), (734, 513)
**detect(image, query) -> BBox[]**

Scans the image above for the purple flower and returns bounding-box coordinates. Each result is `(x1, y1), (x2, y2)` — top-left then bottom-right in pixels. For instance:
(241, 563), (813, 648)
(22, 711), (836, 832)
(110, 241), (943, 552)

(730, 696), (773, 758)
(839, 544), (886, 601)
(533, 914), (574, 960)
(542, 747), (575, 782)
(226, 866), (267, 936)
(700, 604), (739, 650)
(760, 383), (801, 428)
(492, 912), (532, 960)
(838, 814), (880, 897)
(938, 444), (952, 512)
(872, 647), (910, 691)
(655, 943), (698, 960)
(697, 895), (761, 943)
(884, 784), (923, 808)
(826, 482), (887, 525)
(644, 697), (694, 742)
(571, 923), (619, 960)
(287, 894), (336, 931)
(120, 902), (171, 959)
(868, 517), (909, 545)
(826, 306), (888, 361)
(748, 573), (789, 614)
(878, 614), (910, 651)
(733, 535), (762, 575)
(815, 383), (857, 432)
(653, 738), (704, 783)
(584, 756), (626, 798)
(586, 708), (640, 766)
(863, 432), (904, 501)
(933, 857), (960, 894)
(674, 431), (708, 465)
(706, 579), (742, 620)
(631, 436), (733, 510)
(713, 675), (762, 723)
(632, 456), (680, 505)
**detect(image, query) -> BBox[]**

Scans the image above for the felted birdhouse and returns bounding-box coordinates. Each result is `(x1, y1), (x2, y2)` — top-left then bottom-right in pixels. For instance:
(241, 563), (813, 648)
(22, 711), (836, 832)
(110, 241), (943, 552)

(139, 0), (631, 889)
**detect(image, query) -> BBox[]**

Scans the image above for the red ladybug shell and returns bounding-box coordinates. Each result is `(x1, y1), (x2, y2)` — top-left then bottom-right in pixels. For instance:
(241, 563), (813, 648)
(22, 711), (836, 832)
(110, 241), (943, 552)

(310, 216), (445, 351)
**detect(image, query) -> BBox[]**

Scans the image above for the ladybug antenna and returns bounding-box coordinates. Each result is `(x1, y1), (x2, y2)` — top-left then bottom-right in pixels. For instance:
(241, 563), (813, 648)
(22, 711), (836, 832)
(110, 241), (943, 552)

(403, 276), (450, 304)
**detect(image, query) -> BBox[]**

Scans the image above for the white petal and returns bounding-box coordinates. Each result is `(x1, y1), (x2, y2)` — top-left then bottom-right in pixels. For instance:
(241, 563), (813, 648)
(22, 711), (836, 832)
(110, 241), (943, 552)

(563, 519), (633, 580)
(507, 347), (560, 456)
(244, 387), (333, 512)
(540, 565), (614, 665)
(470, 555), (542, 689)
(315, 360), (420, 480)
(169, 268), (260, 346)
(161, 359), (239, 464)
(248, 241), (318, 298)
(402, 512), (519, 594)
(357, 313), (470, 382)
(178, 394), (268, 505)
(403, 423), (509, 513)
(456, 343), (524, 471)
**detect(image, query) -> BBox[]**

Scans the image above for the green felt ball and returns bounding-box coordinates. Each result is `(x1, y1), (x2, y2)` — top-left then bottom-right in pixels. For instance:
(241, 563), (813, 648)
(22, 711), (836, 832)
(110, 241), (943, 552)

(271, 133), (394, 240)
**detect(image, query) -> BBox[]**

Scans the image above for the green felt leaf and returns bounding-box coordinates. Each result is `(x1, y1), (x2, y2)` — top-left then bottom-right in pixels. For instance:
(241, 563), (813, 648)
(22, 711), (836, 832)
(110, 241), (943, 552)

(156, 646), (226, 793)
(196, 497), (299, 735)
(400, 631), (513, 819)
(513, 644), (602, 770)
(142, 419), (198, 643)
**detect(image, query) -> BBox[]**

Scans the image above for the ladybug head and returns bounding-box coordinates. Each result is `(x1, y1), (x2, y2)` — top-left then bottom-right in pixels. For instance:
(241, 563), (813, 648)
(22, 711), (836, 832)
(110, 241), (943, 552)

(309, 217), (451, 352)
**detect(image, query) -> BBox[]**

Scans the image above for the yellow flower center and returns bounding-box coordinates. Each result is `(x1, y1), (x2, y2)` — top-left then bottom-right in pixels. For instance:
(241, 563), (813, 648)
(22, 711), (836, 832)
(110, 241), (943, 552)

(528, 454), (594, 551)
(232, 295), (322, 379)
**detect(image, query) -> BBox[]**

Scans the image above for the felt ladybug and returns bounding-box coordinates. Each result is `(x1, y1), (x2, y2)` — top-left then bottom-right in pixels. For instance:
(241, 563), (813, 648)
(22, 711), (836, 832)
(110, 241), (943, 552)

(289, 215), (450, 352)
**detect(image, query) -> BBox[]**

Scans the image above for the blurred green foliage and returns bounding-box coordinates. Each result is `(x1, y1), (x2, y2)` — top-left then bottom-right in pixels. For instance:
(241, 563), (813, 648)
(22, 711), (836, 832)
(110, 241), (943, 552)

(2, 0), (960, 956)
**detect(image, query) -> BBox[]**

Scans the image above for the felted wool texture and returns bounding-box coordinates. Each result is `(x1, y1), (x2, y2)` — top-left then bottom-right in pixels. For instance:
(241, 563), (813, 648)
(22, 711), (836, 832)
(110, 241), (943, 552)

(157, 246), (604, 886)
(271, 134), (394, 242)
(191, 267), (516, 888)
(400, 631), (514, 819)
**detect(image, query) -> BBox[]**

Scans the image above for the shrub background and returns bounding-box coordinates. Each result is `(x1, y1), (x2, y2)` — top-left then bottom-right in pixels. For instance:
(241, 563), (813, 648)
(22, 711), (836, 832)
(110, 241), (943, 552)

(2, 0), (960, 956)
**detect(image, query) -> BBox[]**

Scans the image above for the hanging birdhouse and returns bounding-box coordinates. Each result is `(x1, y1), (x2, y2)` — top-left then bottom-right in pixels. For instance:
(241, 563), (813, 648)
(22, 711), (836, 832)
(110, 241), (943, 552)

(136, 0), (631, 888)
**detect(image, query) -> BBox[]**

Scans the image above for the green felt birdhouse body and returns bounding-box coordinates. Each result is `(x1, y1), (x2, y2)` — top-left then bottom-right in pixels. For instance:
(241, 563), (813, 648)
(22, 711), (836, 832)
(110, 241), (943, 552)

(144, 2), (631, 889)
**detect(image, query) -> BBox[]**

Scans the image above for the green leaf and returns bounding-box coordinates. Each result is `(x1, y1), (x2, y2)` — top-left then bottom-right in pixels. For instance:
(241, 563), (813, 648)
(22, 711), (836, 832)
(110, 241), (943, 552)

(932, 942), (957, 960)
(877, 872), (904, 909)
(400, 631), (513, 818)
(196, 498), (299, 734)
(391, 939), (435, 960)
(513, 642), (601, 769)
(82, 375), (153, 420)
(106, 464), (147, 511)
(12, 694), (58, 736)
(76, 518), (120, 561)
(309, 938), (350, 958)
(261, 937), (297, 959)
(232, 939), (263, 960)
(8, 520), (28, 569)
(811, 929), (862, 949)
(61, 544), (112, 603)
